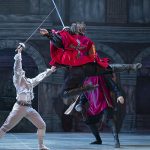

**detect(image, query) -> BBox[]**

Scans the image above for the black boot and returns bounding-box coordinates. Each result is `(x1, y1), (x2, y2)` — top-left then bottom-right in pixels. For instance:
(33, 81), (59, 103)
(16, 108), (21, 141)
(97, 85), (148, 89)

(90, 140), (102, 144)
(107, 119), (120, 148)
(88, 124), (102, 145)
(109, 63), (142, 73)
(114, 134), (120, 148)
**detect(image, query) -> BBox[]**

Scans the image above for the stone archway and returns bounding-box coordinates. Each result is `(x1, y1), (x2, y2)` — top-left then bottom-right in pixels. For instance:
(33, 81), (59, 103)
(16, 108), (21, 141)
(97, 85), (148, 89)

(96, 43), (124, 63)
(133, 47), (150, 63)
(0, 40), (46, 72)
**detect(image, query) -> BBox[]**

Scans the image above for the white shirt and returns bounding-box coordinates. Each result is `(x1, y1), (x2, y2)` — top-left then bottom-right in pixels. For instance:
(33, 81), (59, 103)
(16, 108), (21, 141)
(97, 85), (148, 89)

(13, 53), (53, 103)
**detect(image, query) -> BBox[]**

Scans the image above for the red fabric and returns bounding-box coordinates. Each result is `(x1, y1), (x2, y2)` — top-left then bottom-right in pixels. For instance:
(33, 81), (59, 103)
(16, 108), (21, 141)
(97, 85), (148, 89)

(84, 76), (113, 116)
(49, 30), (109, 68)
(95, 55), (110, 68)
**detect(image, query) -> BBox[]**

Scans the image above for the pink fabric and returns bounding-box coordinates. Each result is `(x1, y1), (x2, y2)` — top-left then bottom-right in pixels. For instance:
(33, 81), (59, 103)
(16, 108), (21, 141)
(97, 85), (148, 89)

(84, 76), (113, 116)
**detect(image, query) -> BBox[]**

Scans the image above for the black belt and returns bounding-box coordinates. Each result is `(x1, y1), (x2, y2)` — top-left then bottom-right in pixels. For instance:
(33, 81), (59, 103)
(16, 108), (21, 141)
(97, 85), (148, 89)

(17, 101), (32, 107)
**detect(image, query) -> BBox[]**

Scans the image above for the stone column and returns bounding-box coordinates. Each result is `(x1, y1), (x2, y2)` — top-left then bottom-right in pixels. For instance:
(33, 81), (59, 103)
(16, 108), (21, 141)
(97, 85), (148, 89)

(120, 72), (138, 132)
(38, 70), (66, 132)
(106, 0), (127, 23)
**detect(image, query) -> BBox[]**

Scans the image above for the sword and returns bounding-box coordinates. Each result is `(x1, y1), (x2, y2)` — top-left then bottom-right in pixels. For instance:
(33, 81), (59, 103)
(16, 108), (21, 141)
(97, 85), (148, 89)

(64, 95), (86, 121)
(63, 84), (99, 98)
(51, 0), (65, 28)
(64, 95), (80, 115)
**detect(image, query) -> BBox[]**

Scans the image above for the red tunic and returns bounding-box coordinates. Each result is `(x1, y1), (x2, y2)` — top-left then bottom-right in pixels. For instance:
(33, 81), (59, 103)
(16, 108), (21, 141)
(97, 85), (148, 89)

(49, 30), (109, 68)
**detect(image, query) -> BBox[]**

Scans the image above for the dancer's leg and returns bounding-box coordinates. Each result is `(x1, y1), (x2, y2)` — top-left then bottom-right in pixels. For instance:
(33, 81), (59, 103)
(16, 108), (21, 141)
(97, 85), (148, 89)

(0, 103), (26, 138)
(107, 118), (120, 148)
(88, 124), (102, 144)
(105, 108), (120, 148)
(25, 108), (49, 150)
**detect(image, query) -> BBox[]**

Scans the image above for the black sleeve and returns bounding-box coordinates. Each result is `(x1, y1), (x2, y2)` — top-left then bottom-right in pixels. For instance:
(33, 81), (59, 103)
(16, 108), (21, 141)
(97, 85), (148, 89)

(105, 77), (121, 98)
(45, 29), (64, 49)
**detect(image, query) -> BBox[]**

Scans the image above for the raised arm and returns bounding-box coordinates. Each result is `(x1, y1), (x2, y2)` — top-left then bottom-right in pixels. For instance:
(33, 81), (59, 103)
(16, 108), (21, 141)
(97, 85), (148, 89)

(30, 66), (56, 88)
(13, 43), (25, 88)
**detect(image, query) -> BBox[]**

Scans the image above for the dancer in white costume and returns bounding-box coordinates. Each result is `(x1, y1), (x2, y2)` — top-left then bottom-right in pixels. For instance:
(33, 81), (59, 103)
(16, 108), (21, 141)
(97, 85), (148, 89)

(0, 43), (56, 150)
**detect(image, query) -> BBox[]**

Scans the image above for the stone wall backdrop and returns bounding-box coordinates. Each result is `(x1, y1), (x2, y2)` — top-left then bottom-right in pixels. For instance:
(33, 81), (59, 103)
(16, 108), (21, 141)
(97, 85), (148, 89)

(0, 0), (150, 132)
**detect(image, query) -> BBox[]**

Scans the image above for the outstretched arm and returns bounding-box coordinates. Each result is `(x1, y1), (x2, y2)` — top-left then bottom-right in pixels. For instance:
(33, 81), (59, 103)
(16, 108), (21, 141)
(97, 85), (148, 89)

(40, 28), (64, 48)
(30, 66), (56, 87)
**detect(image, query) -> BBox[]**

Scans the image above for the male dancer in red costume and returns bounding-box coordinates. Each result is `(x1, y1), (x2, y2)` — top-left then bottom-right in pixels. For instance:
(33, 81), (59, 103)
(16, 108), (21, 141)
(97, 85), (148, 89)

(40, 22), (141, 98)
(75, 75), (124, 148)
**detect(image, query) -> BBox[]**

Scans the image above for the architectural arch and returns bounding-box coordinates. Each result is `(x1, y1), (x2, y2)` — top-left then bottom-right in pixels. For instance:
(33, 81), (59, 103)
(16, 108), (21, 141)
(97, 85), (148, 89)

(96, 43), (124, 63)
(0, 40), (46, 72)
(133, 47), (150, 63)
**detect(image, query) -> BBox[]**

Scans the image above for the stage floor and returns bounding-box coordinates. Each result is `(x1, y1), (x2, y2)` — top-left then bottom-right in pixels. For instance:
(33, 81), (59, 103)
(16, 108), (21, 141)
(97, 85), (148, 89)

(0, 133), (150, 150)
